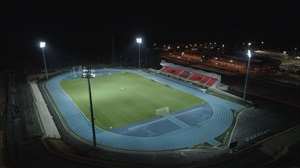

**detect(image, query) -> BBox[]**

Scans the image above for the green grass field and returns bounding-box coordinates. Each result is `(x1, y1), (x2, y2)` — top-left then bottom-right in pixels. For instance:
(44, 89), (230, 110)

(60, 72), (204, 130)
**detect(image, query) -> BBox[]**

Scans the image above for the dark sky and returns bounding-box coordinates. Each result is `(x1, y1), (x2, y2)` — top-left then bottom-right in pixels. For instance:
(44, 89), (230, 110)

(1, 0), (299, 70)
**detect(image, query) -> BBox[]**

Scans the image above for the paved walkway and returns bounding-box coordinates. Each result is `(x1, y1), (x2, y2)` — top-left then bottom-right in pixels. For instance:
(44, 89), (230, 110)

(30, 82), (60, 139)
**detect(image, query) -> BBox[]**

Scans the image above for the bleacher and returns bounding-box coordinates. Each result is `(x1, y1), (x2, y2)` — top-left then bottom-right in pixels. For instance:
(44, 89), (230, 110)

(178, 71), (190, 79)
(206, 78), (218, 87)
(188, 73), (204, 82)
(160, 66), (169, 72)
(162, 66), (182, 76)
(199, 76), (210, 84)
(169, 67), (182, 76)
(159, 60), (221, 88)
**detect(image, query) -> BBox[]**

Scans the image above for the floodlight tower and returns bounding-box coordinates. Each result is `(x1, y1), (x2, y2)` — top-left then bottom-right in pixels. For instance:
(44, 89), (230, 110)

(243, 50), (251, 102)
(40, 42), (48, 80)
(136, 37), (142, 68)
(83, 67), (97, 148)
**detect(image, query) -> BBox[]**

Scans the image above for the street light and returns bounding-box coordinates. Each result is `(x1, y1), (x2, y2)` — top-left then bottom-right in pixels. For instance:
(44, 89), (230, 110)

(222, 44), (225, 54)
(40, 42), (48, 80)
(136, 38), (142, 68)
(243, 50), (251, 102)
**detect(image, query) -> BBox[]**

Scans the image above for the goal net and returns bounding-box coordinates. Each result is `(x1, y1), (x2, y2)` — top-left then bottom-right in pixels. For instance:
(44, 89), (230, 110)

(156, 107), (169, 115)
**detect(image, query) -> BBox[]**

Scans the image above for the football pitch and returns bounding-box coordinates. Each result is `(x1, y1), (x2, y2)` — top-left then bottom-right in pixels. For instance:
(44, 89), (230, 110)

(60, 72), (205, 130)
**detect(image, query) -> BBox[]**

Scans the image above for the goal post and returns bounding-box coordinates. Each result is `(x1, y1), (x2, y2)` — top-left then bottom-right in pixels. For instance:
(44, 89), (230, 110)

(156, 107), (169, 115)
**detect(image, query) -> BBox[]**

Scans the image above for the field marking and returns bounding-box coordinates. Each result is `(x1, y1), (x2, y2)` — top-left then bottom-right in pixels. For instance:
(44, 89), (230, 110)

(163, 114), (190, 128)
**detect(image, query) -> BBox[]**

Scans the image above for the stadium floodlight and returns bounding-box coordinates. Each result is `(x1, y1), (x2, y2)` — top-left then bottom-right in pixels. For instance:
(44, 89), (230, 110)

(243, 50), (251, 102)
(136, 37), (142, 68)
(40, 42), (48, 80)
(82, 66), (97, 148)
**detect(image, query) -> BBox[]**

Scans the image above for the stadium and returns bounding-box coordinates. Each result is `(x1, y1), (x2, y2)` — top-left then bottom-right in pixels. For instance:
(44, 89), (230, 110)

(35, 61), (249, 166)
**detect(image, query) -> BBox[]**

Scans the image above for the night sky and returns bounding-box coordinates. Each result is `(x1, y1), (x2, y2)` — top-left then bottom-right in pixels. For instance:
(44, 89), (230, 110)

(1, 0), (299, 71)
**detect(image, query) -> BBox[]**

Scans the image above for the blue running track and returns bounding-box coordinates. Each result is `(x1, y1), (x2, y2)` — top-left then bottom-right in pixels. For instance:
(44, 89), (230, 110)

(46, 69), (244, 151)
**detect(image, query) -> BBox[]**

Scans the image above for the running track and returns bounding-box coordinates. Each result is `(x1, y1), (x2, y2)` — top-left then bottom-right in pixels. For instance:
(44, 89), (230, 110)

(46, 69), (244, 151)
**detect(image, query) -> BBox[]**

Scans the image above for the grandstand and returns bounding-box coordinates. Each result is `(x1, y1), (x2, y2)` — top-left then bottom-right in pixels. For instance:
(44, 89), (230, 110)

(159, 60), (221, 88)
